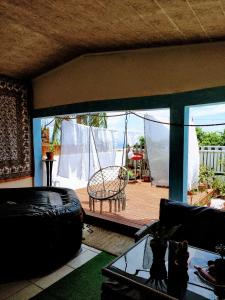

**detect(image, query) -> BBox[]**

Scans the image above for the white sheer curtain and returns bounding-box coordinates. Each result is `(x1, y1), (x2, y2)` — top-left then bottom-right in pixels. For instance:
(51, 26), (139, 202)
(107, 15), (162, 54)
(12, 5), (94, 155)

(144, 114), (199, 190)
(144, 114), (169, 187)
(187, 119), (200, 190)
(58, 120), (117, 181)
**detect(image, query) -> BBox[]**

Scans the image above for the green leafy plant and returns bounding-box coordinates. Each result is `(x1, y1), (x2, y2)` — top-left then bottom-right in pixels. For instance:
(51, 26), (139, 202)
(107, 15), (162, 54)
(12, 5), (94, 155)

(76, 113), (107, 128)
(196, 128), (225, 146)
(127, 169), (135, 180)
(49, 143), (55, 152)
(212, 176), (225, 197)
(139, 136), (145, 149)
(199, 165), (215, 188)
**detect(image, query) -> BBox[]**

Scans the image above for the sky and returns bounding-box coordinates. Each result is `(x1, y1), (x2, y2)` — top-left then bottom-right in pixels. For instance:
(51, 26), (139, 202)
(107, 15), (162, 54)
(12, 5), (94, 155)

(107, 109), (169, 133)
(107, 104), (225, 134)
(190, 104), (225, 132)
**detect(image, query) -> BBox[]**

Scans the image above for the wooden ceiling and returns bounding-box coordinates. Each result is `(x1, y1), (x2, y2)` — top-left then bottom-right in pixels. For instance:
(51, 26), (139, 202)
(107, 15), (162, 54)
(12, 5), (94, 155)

(1, 0), (225, 79)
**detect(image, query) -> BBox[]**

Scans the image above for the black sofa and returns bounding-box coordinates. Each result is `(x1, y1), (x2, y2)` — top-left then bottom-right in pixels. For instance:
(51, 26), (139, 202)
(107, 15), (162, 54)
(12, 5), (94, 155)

(0, 187), (83, 281)
(135, 198), (225, 252)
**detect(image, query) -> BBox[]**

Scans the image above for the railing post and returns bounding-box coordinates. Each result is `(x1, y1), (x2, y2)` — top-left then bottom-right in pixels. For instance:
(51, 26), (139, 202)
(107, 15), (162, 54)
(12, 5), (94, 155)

(199, 146), (225, 175)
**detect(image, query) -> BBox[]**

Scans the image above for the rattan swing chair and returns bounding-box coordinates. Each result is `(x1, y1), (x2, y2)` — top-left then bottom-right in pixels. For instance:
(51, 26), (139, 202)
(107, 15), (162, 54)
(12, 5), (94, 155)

(87, 114), (129, 214)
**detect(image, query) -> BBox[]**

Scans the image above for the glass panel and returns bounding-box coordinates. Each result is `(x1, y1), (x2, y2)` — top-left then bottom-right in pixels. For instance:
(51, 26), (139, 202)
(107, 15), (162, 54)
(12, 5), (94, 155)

(107, 235), (218, 299)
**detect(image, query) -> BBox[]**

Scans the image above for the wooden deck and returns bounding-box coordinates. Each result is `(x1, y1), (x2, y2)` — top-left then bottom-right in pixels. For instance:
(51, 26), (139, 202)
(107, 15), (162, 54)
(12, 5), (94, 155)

(76, 180), (169, 229)
(76, 181), (214, 229)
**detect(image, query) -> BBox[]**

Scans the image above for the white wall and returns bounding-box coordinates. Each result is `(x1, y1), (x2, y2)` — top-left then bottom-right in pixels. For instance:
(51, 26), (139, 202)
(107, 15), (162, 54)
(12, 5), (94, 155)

(33, 42), (225, 109)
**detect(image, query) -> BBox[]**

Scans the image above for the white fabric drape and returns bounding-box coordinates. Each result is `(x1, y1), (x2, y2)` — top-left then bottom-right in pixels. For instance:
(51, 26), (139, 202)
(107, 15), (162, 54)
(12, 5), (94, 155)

(58, 120), (116, 180)
(187, 119), (200, 190)
(144, 114), (199, 190)
(144, 115), (169, 187)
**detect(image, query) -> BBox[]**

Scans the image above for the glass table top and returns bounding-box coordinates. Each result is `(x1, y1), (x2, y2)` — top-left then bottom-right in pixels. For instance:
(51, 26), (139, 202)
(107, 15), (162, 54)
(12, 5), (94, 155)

(104, 235), (222, 300)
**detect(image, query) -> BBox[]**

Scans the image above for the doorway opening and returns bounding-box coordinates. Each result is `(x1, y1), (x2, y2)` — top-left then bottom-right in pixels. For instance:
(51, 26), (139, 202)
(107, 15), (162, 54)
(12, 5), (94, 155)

(41, 109), (170, 228)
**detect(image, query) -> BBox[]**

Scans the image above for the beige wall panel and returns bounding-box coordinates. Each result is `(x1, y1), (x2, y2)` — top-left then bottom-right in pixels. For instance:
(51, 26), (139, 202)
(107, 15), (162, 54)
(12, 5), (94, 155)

(0, 177), (33, 188)
(33, 42), (225, 109)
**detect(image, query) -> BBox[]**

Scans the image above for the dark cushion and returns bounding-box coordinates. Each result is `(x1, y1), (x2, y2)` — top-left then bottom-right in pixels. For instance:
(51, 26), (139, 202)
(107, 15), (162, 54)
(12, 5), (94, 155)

(159, 199), (225, 251)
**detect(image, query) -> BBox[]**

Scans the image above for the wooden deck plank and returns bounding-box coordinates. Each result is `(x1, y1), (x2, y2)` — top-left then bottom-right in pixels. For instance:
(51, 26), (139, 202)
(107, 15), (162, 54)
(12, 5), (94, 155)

(76, 180), (169, 227)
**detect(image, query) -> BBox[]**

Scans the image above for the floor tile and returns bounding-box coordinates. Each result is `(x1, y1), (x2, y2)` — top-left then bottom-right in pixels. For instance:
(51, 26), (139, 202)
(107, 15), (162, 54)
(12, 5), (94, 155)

(82, 244), (102, 254)
(30, 265), (74, 289)
(67, 249), (99, 269)
(80, 245), (89, 254)
(0, 281), (29, 300)
(6, 284), (42, 300)
(82, 244), (101, 253)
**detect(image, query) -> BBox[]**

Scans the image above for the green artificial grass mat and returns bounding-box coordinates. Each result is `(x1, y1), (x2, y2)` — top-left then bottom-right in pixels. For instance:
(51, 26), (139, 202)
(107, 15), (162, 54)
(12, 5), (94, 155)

(31, 252), (115, 300)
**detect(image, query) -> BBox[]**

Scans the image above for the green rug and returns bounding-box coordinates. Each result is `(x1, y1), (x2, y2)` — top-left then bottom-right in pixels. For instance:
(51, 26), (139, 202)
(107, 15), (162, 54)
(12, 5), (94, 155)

(31, 252), (115, 300)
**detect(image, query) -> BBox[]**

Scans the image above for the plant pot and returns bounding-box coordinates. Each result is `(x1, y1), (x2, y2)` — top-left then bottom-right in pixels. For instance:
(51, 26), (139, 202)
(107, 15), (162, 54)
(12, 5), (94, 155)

(128, 178), (137, 183)
(46, 151), (54, 160)
(143, 175), (150, 182)
(198, 183), (207, 192)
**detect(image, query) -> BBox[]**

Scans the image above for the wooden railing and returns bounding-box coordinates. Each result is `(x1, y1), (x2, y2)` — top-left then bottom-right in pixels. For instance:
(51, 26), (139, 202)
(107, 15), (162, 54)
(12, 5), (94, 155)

(199, 146), (225, 174)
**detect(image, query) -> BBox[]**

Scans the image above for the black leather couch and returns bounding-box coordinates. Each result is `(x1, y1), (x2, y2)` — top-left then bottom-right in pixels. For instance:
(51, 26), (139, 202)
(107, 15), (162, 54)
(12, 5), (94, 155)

(0, 187), (83, 281)
(135, 198), (225, 252)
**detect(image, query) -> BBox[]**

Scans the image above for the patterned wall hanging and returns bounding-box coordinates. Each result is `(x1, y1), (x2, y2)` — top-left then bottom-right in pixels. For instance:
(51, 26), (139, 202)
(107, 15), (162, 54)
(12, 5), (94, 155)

(0, 76), (33, 180)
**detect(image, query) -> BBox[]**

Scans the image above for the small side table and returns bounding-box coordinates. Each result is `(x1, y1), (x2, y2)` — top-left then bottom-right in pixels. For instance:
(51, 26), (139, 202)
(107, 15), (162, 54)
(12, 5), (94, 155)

(43, 159), (55, 187)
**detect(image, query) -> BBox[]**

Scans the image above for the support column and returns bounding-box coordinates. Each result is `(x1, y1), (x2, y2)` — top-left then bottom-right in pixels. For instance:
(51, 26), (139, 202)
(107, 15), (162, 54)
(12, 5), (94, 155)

(169, 104), (186, 202)
(183, 106), (190, 203)
(33, 118), (43, 186)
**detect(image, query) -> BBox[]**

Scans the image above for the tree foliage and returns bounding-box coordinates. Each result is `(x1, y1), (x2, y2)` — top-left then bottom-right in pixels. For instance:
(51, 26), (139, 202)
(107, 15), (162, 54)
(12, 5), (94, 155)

(50, 113), (107, 146)
(196, 127), (225, 146)
(52, 118), (62, 145)
(76, 113), (107, 128)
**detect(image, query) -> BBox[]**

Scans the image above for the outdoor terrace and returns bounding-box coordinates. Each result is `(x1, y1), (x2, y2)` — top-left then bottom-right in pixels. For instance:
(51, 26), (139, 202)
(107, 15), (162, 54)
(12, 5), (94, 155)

(76, 181), (212, 229)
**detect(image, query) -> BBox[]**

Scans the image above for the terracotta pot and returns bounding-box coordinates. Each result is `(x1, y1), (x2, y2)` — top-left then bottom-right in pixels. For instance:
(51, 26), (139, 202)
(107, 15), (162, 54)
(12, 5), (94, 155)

(198, 183), (207, 192)
(128, 178), (137, 184)
(46, 151), (54, 160)
(143, 175), (150, 182)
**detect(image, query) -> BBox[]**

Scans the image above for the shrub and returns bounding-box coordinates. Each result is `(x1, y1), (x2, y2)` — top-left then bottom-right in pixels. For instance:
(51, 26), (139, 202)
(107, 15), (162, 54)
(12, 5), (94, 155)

(199, 165), (215, 188)
(212, 176), (225, 198)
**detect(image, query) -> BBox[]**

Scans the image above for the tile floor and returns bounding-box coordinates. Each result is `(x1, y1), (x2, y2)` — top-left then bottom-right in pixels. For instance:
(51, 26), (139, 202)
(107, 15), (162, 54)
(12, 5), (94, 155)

(0, 244), (101, 300)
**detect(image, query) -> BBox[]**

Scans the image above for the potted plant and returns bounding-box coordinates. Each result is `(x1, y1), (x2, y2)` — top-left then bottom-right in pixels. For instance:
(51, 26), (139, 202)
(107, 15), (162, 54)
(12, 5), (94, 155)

(139, 136), (145, 150)
(41, 126), (50, 144)
(46, 143), (55, 160)
(127, 169), (136, 183)
(198, 165), (215, 191)
(212, 176), (225, 199)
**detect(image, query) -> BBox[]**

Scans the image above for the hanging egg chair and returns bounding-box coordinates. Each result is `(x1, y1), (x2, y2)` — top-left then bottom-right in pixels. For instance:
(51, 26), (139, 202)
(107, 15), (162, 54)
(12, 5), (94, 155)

(87, 113), (129, 213)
